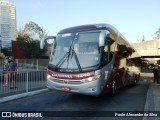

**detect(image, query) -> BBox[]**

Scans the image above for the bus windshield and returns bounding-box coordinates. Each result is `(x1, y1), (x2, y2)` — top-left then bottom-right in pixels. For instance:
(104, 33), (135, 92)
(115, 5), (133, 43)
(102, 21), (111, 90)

(49, 31), (101, 72)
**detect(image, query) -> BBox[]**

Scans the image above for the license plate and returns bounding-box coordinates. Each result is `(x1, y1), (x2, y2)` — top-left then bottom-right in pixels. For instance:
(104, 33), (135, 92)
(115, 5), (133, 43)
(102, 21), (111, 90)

(61, 86), (71, 91)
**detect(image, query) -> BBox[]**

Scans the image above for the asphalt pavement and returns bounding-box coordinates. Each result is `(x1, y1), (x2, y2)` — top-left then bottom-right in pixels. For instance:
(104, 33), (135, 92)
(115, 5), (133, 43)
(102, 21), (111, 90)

(0, 75), (160, 120)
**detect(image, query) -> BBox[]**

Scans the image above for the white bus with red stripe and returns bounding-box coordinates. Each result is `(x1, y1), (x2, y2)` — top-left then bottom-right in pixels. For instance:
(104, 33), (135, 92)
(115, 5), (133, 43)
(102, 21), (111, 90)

(41, 24), (140, 96)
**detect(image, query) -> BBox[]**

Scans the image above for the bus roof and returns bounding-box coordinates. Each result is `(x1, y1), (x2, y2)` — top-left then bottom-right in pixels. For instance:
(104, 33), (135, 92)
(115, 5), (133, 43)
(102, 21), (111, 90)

(58, 23), (127, 43)
(58, 24), (116, 34)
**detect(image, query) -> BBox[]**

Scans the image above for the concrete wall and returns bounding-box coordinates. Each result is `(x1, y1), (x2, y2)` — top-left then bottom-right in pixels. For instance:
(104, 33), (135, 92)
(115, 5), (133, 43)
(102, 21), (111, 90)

(132, 38), (160, 63)
(132, 40), (157, 56)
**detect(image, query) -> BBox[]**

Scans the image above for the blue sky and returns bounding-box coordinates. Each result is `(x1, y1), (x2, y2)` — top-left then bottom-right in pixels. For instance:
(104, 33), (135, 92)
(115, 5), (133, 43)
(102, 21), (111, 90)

(7, 0), (160, 43)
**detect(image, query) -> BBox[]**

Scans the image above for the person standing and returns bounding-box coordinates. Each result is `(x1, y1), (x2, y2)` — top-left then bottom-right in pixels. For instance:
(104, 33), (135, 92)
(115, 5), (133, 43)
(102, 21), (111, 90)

(153, 66), (158, 83)
(9, 57), (17, 89)
(3, 57), (10, 86)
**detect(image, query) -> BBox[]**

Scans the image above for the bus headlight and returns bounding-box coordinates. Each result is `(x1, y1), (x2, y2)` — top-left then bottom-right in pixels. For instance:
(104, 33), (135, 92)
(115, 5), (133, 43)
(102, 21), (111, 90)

(47, 74), (52, 79)
(84, 75), (101, 82)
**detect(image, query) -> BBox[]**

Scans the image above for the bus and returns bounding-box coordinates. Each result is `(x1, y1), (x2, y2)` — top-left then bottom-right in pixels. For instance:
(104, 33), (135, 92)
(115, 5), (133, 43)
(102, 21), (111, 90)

(40, 24), (140, 96)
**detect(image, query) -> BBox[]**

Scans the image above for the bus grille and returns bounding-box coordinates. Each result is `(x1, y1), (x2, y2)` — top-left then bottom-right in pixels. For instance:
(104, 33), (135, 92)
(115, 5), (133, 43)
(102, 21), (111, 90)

(50, 78), (83, 84)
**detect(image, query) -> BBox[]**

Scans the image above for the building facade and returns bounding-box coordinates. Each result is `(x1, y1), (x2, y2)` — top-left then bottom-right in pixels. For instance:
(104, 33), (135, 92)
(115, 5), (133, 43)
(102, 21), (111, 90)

(0, 0), (16, 48)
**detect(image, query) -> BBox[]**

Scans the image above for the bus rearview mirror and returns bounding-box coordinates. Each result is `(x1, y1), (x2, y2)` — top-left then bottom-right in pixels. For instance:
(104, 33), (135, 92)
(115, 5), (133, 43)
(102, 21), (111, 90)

(40, 36), (56, 49)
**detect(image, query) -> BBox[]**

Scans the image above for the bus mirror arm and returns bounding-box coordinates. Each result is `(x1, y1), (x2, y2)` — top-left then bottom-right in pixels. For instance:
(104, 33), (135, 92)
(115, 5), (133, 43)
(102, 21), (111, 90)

(40, 36), (56, 49)
(40, 37), (45, 49)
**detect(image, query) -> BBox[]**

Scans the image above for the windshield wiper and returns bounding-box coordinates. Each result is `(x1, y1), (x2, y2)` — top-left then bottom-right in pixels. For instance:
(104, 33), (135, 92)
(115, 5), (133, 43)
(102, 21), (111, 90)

(71, 49), (82, 72)
(55, 43), (73, 70)
(55, 52), (69, 69)
(54, 36), (82, 72)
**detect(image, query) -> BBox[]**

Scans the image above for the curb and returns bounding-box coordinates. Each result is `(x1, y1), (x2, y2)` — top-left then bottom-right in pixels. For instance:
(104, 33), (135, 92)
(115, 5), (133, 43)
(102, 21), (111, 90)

(143, 83), (155, 111)
(142, 83), (159, 120)
(0, 88), (48, 104)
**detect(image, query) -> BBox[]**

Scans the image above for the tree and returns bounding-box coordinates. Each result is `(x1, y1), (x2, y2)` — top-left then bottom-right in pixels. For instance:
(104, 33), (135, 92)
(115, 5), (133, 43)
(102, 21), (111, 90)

(23, 21), (47, 40)
(1, 47), (12, 56)
(16, 21), (48, 58)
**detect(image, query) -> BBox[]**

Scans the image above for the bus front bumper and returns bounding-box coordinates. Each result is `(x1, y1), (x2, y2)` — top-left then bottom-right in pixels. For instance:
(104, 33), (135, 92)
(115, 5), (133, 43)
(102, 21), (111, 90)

(47, 78), (102, 96)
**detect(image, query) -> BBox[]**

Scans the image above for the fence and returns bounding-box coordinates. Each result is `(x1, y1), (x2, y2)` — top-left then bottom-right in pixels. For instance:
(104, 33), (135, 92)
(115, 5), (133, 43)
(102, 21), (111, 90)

(0, 59), (49, 71)
(17, 59), (49, 70)
(0, 70), (47, 98)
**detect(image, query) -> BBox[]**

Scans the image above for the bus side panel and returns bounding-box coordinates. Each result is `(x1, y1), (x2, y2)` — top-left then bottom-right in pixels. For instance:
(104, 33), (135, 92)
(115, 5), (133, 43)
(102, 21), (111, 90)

(100, 54), (137, 95)
(100, 68), (119, 94)
(100, 54), (123, 94)
(101, 55), (140, 95)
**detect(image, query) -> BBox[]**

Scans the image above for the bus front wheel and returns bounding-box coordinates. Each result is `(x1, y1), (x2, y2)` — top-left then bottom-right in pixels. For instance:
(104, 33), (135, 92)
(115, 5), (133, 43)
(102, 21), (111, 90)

(133, 74), (139, 85)
(111, 80), (117, 95)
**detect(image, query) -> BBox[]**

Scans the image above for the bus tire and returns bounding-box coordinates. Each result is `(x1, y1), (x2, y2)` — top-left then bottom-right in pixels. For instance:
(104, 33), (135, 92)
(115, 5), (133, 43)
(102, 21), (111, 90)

(133, 75), (138, 85)
(109, 80), (117, 96)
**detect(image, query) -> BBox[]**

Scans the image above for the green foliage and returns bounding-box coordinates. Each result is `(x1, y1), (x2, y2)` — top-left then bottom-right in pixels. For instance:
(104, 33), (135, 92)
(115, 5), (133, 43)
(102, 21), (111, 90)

(17, 38), (47, 58)
(16, 21), (48, 58)
(23, 21), (47, 40)
(1, 47), (12, 56)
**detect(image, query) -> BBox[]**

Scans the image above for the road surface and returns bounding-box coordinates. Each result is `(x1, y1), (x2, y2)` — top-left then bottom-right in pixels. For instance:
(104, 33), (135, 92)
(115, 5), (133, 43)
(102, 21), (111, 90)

(0, 79), (151, 120)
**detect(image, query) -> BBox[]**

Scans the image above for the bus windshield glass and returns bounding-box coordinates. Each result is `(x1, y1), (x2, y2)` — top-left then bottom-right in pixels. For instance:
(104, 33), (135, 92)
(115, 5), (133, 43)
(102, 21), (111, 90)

(49, 31), (101, 72)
